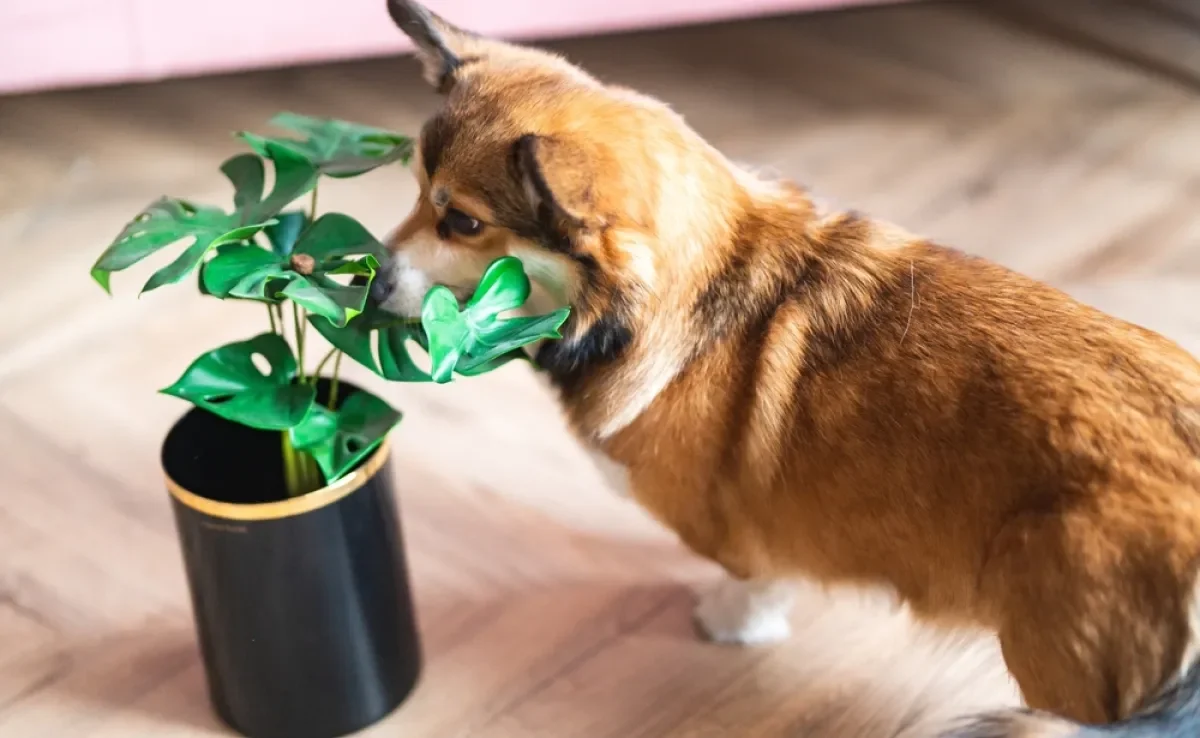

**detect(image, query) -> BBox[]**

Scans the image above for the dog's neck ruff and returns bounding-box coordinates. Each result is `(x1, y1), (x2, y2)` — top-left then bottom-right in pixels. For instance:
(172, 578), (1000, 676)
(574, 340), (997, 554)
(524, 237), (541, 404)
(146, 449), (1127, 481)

(533, 299), (697, 443)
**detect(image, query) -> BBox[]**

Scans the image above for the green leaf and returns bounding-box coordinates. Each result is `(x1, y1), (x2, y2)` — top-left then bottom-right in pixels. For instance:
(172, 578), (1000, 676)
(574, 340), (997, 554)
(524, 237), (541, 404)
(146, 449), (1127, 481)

(239, 143), (320, 225)
(281, 272), (369, 327)
(265, 211), (308, 257)
(239, 112), (414, 178)
(200, 243), (280, 298)
(453, 350), (527, 377)
(141, 223), (269, 294)
(419, 257), (570, 383)
(293, 213), (387, 261)
(228, 264), (294, 303)
(467, 256), (531, 315)
(289, 391), (402, 482)
(310, 312), (382, 375)
(93, 148), (316, 296)
(456, 309), (572, 374)
(197, 261), (215, 297)
(421, 286), (471, 383)
(160, 333), (315, 430)
(308, 306), (431, 382)
(379, 322), (431, 382)
(90, 198), (274, 295)
(328, 255), (379, 277)
(220, 154), (265, 212)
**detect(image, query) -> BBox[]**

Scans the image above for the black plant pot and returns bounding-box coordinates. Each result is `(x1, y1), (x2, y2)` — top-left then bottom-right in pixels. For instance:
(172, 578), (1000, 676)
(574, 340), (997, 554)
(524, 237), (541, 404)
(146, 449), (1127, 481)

(161, 379), (422, 738)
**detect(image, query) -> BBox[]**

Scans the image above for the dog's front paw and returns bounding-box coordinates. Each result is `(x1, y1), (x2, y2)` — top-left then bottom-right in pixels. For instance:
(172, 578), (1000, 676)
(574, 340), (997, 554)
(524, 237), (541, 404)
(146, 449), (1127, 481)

(692, 579), (794, 646)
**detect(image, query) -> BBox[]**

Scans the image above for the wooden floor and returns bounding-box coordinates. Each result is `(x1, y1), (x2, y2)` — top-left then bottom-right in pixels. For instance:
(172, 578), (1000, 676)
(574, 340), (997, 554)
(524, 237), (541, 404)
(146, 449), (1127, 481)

(2, 0), (1200, 735)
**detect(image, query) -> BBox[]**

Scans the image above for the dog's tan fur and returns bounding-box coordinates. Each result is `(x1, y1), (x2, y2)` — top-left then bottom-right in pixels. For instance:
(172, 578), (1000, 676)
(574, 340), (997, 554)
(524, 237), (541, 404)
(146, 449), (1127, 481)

(375, 2), (1200, 732)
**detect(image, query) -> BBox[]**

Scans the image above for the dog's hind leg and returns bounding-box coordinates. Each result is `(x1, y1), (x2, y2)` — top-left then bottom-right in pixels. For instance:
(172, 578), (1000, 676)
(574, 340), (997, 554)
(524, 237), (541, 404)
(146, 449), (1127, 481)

(964, 510), (1193, 732)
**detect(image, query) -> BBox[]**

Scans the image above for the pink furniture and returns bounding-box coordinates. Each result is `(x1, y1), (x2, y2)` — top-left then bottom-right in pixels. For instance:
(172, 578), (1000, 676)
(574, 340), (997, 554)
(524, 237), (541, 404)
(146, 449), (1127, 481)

(3, 0), (891, 95)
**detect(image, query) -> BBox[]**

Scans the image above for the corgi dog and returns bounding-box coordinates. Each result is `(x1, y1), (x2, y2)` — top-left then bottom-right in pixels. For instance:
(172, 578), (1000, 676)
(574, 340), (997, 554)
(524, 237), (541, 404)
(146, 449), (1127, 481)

(370, 1), (1200, 735)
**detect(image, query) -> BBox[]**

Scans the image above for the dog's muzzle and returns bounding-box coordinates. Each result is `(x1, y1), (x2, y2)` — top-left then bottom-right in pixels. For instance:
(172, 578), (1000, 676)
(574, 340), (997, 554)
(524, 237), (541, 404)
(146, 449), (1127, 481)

(369, 274), (394, 306)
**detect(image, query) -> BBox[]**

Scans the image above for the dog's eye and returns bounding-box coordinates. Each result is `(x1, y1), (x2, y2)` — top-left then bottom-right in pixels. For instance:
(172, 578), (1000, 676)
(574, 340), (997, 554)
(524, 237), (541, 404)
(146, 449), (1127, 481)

(442, 208), (482, 237)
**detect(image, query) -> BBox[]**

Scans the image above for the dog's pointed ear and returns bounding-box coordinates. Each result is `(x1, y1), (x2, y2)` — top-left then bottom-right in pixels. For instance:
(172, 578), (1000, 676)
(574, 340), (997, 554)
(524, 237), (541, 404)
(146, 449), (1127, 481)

(387, 0), (474, 92)
(513, 134), (600, 239)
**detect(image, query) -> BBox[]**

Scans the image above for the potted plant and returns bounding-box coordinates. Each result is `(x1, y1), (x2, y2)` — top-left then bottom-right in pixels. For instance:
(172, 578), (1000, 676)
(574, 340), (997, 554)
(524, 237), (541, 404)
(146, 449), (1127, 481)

(90, 112), (570, 738)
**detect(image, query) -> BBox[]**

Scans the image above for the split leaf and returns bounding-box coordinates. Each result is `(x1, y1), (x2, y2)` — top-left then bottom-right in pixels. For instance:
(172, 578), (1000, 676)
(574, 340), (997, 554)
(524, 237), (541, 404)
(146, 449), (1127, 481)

(309, 310), (384, 376)
(92, 145), (317, 295)
(379, 322), (432, 382)
(227, 146), (320, 226)
(91, 198), (270, 295)
(289, 391), (402, 482)
(160, 333), (315, 430)
(419, 257), (571, 383)
(309, 304), (431, 382)
(222, 154), (265, 212)
(454, 311), (571, 376)
(421, 286), (472, 381)
(239, 112), (413, 178)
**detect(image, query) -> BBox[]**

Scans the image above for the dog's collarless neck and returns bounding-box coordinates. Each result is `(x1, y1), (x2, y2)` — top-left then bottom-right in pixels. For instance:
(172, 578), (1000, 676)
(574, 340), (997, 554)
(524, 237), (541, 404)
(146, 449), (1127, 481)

(534, 310), (633, 397)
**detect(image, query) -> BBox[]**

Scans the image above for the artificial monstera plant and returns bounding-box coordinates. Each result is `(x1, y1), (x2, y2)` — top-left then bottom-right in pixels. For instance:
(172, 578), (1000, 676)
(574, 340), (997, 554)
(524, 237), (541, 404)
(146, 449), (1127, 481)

(92, 112), (570, 497)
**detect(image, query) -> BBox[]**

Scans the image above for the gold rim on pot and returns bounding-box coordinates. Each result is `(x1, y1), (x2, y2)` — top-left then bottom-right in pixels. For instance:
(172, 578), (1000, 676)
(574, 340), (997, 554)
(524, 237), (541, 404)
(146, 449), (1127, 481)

(164, 437), (392, 521)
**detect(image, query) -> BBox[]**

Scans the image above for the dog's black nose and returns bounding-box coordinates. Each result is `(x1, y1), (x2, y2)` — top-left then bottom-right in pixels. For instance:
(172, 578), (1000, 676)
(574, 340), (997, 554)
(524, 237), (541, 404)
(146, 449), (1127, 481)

(369, 275), (394, 305)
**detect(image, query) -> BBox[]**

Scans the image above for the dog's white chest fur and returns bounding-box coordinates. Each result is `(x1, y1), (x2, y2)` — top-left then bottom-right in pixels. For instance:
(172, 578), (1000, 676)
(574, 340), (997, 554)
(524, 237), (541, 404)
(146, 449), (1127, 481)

(531, 369), (634, 498)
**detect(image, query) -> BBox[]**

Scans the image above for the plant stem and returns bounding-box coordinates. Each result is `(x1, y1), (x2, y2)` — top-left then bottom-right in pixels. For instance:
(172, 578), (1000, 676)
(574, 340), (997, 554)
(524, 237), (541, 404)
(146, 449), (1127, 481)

(311, 347), (338, 379)
(293, 303), (306, 382)
(328, 351), (344, 410)
(281, 431), (301, 497)
(282, 427), (324, 496)
(268, 305), (278, 335)
(299, 181), (319, 389)
(280, 181), (326, 495)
